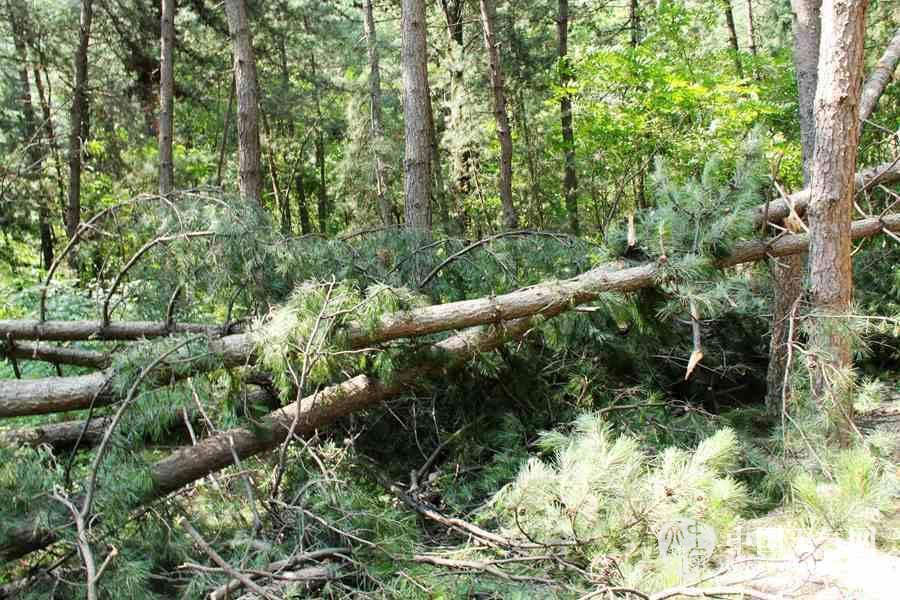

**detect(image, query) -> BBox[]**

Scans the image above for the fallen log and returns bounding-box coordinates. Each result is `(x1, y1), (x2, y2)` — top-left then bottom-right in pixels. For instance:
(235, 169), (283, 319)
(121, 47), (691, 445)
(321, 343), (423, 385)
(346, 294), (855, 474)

(2, 341), (109, 369)
(0, 320), (233, 343)
(3, 158), (897, 349)
(0, 318), (534, 563)
(752, 160), (900, 228)
(1, 213), (898, 419)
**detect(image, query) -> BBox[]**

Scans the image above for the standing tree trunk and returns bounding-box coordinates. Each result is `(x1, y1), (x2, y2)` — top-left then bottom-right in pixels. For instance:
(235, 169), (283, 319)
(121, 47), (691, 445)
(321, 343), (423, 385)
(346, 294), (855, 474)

(629, 0), (640, 46)
(746, 0), (759, 59)
(479, 0), (518, 230)
(721, 0), (744, 78)
(440, 0), (474, 232)
(315, 126), (327, 233)
(807, 0), (868, 446)
(224, 0), (262, 206)
(158, 0), (175, 196)
(363, 0), (393, 226)
(294, 168), (311, 235)
(66, 0), (93, 240)
(401, 0), (432, 232)
(558, 0), (579, 234)
(765, 0), (821, 415)
(8, 0), (53, 268)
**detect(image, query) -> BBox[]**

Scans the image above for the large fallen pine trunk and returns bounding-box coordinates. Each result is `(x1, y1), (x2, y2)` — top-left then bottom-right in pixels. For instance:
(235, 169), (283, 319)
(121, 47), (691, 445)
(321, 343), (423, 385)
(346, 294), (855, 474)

(0, 318), (533, 563)
(1, 214), (897, 419)
(2, 159), (897, 348)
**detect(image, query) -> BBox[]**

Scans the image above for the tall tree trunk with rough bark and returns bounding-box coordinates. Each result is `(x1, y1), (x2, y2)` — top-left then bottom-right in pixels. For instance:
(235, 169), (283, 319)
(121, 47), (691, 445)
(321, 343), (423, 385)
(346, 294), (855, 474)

(765, 0), (821, 415)
(479, 0), (518, 230)
(558, 0), (579, 235)
(363, 0), (393, 226)
(158, 0), (175, 196)
(402, 0), (432, 232)
(721, 0), (743, 78)
(66, 0), (93, 240)
(224, 0), (262, 206)
(807, 0), (868, 446)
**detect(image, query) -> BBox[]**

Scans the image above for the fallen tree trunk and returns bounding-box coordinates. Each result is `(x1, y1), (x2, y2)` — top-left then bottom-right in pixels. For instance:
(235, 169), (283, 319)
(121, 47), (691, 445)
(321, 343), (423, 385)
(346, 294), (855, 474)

(0, 320), (234, 342)
(752, 160), (899, 228)
(0, 318), (534, 563)
(2, 213), (898, 419)
(2, 158), (897, 349)
(2, 341), (109, 369)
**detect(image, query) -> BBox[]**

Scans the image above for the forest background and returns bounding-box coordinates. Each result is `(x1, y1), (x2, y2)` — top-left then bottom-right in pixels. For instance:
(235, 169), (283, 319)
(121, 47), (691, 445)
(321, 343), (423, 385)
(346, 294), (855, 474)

(0, 0), (898, 598)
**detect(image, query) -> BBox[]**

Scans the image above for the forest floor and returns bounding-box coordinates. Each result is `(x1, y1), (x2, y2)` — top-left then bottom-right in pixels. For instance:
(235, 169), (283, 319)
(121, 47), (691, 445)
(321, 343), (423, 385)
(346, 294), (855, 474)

(720, 391), (900, 599)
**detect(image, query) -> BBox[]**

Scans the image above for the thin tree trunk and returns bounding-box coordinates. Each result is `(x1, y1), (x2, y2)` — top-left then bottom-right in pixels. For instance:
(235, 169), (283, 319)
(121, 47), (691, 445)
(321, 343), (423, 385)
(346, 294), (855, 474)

(765, 0), (821, 415)
(66, 0), (93, 240)
(479, 0), (517, 230)
(158, 0), (175, 196)
(746, 0), (758, 59)
(8, 0), (53, 268)
(439, 0), (473, 232)
(516, 90), (543, 228)
(295, 166), (311, 235)
(215, 75), (235, 188)
(224, 0), (262, 205)
(363, 0), (393, 226)
(722, 0), (744, 78)
(629, 0), (640, 46)
(315, 127), (327, 233)
(31, 57), (66, 223)
(402, 0), (432, 232)
(807, 0), (869, 446)
(558, 0), (579, 234)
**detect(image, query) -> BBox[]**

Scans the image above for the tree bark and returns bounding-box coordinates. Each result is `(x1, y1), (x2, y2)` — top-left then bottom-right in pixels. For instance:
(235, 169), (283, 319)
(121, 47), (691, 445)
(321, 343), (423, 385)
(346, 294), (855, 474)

(630, 0), (640, 46)
(765, 0), (821, 414)
(66, 0), (93, 240)
(479, 0), (518, 230)
(158, 0), (175, 196)
(440, 0), (474, 232)
(402, 0), (432, 232)
(3, 213), (899, 418)
(791, 0), (822, 183)
(7, 0), (53, 269)
(746, 0), (758, 59)
(295, 167), (311, 235)
(363, 0), (393, 226)
(858, 27), (900, 125)
(721, 0), (743, 78)
(807, 0), (869, 446)
(720, 0), (744, 77)
(558, 0), (579, 235)
(224, 0), (262, 205)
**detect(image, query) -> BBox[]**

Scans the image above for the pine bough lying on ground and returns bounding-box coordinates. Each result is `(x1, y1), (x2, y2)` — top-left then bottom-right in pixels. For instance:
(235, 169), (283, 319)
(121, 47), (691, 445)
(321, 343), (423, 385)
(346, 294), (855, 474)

(485, 414), (747, 591)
